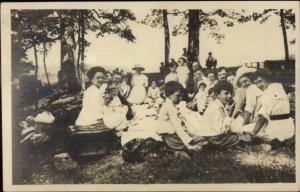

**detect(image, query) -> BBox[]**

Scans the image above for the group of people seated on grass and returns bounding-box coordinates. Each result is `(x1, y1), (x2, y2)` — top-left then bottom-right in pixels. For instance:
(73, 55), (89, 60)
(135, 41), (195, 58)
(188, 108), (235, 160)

(74, 56), (295, 161)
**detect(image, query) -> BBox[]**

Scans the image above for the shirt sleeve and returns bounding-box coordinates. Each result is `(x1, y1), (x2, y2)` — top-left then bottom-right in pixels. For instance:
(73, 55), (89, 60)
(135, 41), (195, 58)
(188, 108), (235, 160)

(258, 95), (273, 120)
(204, 103), (227, 135)
(244, 85), (258, 113)
(165, 101), (192, 145)
(233, 88), (246, 115)
(144, 75), (148, 87)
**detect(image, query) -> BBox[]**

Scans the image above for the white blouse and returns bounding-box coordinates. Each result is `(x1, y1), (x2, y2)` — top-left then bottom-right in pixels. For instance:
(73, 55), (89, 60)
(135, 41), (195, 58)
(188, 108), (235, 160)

(131, 74), (148, 87)
(75, 85), (105, 126)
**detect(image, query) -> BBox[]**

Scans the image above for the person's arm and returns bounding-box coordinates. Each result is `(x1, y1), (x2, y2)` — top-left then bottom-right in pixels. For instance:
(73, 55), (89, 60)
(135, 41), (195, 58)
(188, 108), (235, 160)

(131, 76), (135, 87)
(232, 88), (246, 118)
(166, 101), (193, 145)
(251, 115), (267, 136)
(144, 75), (148, 88)
(242, 111), (252, 126)
(243, 86), (256, 125)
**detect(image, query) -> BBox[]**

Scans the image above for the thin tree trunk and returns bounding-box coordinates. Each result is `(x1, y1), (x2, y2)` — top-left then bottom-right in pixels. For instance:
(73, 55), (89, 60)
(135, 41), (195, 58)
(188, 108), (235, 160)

(33, 43), (39, 109)
(60, 11), (80, 92)
(280, 9), (289, 64)
(43, 42), (51, 87)
(187, 10), (200, 64)
(80, 12), (86, 90)
(163, 10), (170, 66)
(33, 43), (39, 81)
(76, 18), (81, 84)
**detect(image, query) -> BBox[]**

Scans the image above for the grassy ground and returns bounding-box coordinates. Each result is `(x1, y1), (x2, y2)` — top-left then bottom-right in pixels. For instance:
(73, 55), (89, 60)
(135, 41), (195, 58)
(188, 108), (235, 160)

(11, 88), (296, 184)
(13, 136), (295, 184)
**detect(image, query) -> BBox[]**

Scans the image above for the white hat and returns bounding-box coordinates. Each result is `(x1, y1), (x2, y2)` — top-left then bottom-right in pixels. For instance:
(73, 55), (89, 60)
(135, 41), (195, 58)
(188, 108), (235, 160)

(132, 64), (145, 71)
(234, 66), (257, 87)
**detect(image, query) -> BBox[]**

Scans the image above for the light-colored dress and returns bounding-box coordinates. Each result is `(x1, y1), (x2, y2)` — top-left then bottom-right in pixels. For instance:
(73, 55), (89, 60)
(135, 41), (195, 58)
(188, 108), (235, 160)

(75, 85), (105, 126)
(231, 84), (263, 132)
(103, 96), (128, 133)
(165, 72), (179, 83)
(119, 82), (130, 98)
(128, 74), (148, 104)
(157, 98), (193, 146)
(238, 83), (295, 141)
(177, 66), (190, 88)
(193, 90), (208, 113)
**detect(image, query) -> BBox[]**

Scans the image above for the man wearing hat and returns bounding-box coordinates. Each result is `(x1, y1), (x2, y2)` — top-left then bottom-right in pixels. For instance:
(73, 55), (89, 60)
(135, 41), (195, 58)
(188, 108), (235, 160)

(127, 64), (149, 104)
(231, 66), (263, 132)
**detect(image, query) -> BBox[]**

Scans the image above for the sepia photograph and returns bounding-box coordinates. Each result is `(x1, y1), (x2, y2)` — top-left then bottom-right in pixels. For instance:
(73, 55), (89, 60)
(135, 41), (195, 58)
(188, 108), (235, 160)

(1, 1), (299, 191)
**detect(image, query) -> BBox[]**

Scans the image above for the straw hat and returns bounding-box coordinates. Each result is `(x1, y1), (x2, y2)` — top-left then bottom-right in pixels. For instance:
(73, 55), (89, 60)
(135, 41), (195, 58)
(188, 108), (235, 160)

(132, 64), (145, 71)
(234, 66), (257, 87)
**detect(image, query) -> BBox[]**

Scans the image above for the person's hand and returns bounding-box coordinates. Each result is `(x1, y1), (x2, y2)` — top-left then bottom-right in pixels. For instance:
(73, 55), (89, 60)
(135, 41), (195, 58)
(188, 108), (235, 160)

(224, 116), (232, 127)
(186, 102), (193, 109)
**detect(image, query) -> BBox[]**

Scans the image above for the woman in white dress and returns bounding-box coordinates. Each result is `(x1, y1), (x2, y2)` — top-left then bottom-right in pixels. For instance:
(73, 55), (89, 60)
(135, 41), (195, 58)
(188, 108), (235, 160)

(75, 66), (107, 126)
(119, 76), (131, 98)
(240, 69), (295, 142)
(127, 64), (149, 104)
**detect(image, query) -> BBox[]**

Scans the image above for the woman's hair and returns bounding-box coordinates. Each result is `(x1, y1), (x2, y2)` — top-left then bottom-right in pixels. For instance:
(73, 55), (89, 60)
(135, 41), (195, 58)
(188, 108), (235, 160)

(226, 71), (235, 77)
(178, 57), (187, 63)
(87, 66), (106, 80)
(254, 68), (272, 82)
(199, 82), (207, 88)
(240, 72), (254, 82)
(214, 80), (233, 95)
(208, 87), (214, 96)
(217, 66), (227, 73)
(165, 81), (183, 97)
(206, 69), (216, 77)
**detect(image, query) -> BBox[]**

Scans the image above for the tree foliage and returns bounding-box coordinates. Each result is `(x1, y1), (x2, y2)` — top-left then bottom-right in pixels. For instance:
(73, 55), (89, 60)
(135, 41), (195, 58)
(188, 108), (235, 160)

(11, 9), (137, 83)
(172, 9), (239, 43)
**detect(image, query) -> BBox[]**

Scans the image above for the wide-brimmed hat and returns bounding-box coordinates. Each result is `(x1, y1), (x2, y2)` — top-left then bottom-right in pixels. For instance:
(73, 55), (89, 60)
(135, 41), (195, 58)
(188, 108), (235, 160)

(234, 66), (257, 87)
(132, 64), (145, 71)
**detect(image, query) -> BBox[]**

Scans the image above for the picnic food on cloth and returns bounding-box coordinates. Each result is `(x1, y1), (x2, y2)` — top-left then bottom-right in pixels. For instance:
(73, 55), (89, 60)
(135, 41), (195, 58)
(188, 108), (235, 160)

(19, 111), (55, 144)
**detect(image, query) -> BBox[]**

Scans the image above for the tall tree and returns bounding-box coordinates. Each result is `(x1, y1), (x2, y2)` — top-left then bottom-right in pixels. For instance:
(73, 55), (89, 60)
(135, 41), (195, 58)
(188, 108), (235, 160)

(162, 10), (170, 65)
(173, 9), (237, 64)
(250, 9), (295, 63)
(141, 9), (176, 65)
(42, 42), (51, 86)
(187, 10), (200, 62)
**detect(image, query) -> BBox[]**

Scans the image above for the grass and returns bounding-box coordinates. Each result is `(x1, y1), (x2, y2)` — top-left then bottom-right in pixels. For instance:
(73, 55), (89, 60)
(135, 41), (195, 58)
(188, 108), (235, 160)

(13, 141), (295, 184)
(11, 88), (296, 184)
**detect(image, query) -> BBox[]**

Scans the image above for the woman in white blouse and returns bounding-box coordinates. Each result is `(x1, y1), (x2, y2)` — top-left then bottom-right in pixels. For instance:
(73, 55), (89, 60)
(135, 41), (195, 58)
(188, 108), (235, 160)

(240, 69), (295, 142)
(128, 64), (148, 104)
(75, 66), (107, 126)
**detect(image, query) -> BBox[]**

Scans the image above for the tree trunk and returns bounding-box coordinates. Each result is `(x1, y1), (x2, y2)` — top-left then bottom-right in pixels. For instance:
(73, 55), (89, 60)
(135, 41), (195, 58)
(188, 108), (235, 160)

(280, 9), (289, 65)
(162, 10), (170, 65)
(76, 18), (81, 84)
(33, 43), (39, 109)
(187, 10), (200, 63)
(43, 42), (51, 87)
(80, 12), (86, 90)
(59, 11), (80, 92)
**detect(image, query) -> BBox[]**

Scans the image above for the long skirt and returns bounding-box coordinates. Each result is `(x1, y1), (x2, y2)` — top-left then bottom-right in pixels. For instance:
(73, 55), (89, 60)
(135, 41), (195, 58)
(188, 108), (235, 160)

(128, 85), (146, 104)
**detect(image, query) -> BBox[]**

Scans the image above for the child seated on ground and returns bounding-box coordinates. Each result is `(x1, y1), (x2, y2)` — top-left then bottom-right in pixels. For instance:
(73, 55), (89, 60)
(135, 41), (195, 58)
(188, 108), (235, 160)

(75, 66), (107, 126)
(157, 81), (202, 151)
(183, 81), (252, 149)
(192, 82), (208, 114)
(145, 81), (164, 107)
(103, 83), (129, 136)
